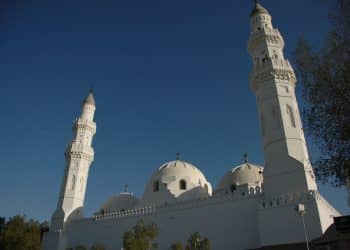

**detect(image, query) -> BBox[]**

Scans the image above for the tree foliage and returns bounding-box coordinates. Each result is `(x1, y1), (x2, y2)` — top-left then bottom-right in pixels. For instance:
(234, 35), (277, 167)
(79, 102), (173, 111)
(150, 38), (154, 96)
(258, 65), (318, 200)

(40, 221), (50, 241)
(0, 215), (41, 250)
(0, 217), (5, 234)
(295, 0), (350, 187)
(90, 242), (106, 250)
(122, 220), (159, 250)
(74, 246), (87, 250)
(170, 241), (183, 250)
(185, 232), (210, 250)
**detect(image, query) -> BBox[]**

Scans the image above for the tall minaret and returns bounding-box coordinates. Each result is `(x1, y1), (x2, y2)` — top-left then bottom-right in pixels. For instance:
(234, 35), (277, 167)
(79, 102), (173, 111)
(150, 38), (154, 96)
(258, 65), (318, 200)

(248, 2), (317, 195)
(50, 90), (96, 232)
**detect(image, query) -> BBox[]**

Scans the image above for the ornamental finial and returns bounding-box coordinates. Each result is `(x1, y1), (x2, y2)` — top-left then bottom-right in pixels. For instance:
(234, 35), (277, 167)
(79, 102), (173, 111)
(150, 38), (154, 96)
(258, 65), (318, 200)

(176, 152), (180, 160)
(83, 86), (96, 106)
(244, 152), (249, 164)
(124, 184), (128, 193)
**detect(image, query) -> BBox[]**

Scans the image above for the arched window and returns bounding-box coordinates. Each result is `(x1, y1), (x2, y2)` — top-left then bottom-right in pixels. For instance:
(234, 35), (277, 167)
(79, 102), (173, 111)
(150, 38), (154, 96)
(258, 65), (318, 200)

(179, 180), (187, 190)
(153, 180), (159, 192)
(71, 175), (76, 190)
(286, 104), (296, 128)
(230, 184), (237, 192)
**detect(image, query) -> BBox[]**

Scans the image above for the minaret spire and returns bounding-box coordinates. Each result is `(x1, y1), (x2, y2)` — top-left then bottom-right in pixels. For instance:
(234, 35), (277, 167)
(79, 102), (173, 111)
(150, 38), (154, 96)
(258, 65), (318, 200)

(83, 89), (95, 107)
(250, 0), (269, 18)
(50, 91), (97, 232)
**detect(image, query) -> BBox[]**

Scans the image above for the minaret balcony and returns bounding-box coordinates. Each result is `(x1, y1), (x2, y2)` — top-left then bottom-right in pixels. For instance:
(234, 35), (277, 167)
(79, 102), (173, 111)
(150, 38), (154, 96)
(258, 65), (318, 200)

(73, 118), (96, 134)
(249, 59), (296, 90)
(252, 58), (292, 72)
(248, 28), (284, 52)
(66, 140), (94, 157)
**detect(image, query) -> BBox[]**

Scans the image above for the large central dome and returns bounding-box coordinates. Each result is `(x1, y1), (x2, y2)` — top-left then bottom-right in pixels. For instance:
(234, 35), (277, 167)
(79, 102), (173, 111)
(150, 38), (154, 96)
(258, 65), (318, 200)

(139, 160), (212, 206)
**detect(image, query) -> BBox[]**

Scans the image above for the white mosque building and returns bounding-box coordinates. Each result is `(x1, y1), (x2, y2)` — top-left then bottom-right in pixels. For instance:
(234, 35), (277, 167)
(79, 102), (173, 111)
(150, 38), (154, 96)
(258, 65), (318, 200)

(43, 2), (342, 250)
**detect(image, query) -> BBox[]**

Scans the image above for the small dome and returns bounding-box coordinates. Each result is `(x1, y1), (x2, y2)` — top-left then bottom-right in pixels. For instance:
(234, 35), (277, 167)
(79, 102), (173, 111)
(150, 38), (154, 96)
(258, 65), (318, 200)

(216, 163), (263, 192)
(100, 192), (139, 213)
(140, 160), (212, 206)
(250, 3), (269, 18)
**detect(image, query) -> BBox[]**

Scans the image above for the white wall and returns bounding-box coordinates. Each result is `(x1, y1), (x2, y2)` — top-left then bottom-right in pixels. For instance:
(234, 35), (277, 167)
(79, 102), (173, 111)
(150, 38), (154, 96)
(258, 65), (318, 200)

(315, 193), (342, 232)
(63, 194), (261, 250)
(258, 191), (340, 247)
(43, 190), (341, 250)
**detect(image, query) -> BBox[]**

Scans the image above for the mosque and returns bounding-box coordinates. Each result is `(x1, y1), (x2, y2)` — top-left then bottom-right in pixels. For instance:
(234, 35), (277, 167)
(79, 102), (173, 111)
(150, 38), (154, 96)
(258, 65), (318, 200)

(42, 2), (342, 250)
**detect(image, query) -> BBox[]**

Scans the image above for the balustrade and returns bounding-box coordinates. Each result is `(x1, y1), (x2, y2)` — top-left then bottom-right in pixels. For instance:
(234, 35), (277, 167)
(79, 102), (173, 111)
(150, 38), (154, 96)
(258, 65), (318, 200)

(93, 189), (263, 221)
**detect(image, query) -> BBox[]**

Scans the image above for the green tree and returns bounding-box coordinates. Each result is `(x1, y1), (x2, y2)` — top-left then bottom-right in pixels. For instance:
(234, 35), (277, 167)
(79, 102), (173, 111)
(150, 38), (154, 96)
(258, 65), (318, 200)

(0, 217), (5, 233)
(199, 237), (210, 250)
(90, 242), (106, 250)
(294, 0), (350, 193)
(185, 232), (210, 250)
(40, 221), (49, 241)
(0, 217), (5, 250)
(122, 220), (159, 250)
(74, 245), (87, 250)
(170, 241), (183, 250)
(0, 215), (41, 250)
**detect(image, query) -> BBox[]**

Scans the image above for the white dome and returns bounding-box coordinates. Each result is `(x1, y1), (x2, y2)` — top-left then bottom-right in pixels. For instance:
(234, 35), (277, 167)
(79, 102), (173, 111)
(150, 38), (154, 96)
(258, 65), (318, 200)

(140, 160), (212, 206)
(100, 192), (139, 213)
(216, 163), (263, 193)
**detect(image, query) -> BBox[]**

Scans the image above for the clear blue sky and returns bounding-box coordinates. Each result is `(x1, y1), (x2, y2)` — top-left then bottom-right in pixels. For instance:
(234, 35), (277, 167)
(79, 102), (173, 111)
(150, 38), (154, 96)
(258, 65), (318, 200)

(1, 0), (349, 222)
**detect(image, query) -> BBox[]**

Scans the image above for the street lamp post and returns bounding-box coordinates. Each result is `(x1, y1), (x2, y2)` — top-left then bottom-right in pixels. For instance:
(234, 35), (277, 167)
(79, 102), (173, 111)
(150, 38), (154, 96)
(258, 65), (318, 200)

(296, 203), (310, 250)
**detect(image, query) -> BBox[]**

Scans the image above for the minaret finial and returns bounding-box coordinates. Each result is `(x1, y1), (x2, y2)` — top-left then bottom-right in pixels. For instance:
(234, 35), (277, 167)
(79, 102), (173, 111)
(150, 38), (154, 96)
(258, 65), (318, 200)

(244, 152), (249, 164)
(176, 152), (180, 160)
(124, 184), (128, 193)
(83, 86), (96, 106)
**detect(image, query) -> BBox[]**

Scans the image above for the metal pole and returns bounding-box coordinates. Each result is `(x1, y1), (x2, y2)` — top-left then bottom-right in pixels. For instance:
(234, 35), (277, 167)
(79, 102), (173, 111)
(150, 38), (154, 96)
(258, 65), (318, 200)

(300, 214), (310, 250)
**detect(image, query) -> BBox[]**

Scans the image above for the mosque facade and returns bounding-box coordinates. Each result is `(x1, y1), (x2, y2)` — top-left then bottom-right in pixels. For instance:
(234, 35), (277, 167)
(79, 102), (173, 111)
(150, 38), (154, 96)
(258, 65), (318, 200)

(43, 3), (341, 250)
